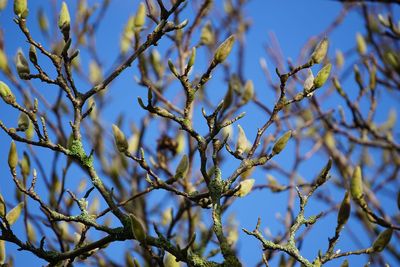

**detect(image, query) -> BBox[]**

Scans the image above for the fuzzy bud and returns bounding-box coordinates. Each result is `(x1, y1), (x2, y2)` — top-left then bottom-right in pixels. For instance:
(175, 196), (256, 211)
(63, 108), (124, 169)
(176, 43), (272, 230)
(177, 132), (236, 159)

(0, 49), (8, 72)
(112, 124), (128, 153)
(350, 166), (363, 200)
(38, 8), (49, 34)
(234, 179), (255, 197)
(337, 191), (351, 227)
(58, 2), (71, 34)
(315, 158), (332, 186)
(6, 202), (24, 225)
(187, 47), (196, 71)
(356, 33), (367, 55)
(213, 35), (235, 64)
(200, 22), (214, 45)
(372, 228), (393, 252)
(129, 213), (146, 244)
(16, 50), (30, 79)
(14, 0), (28, 18)
(135, 3), (146, 28)
(29, 45), (37, 65)
(272, 130), (292, 155)
(235, 125), (248, 155)
(313, 63), (332, 89)
(20, 151), (30, 177)
(168, 59), (179, 77)
(240, 80), (254, 105)
(303, 69), (314, 92)
(174, 154), (189, 179)
(8, 141), (18, 170)
(17, 112), (29, 131)
(311, 37), (329, 64)
(0, 81), (16, 104)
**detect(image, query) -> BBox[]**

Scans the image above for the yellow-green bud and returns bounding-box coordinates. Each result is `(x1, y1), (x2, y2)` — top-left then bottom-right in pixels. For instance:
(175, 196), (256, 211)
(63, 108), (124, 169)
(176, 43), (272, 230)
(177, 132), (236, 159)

(311, 37), (329, 64)
(240, 80), (254, 105)
(356, 33), (367, 55)
(316, 158), (332, 186)
(335, 50), (344, 69)
(135, 3), (146, 28)
(187, 47), (196, 70)
(89, 61), (102, 85)
(213, 35), (235, 63)
(164, 252), (180, 267)
(337, 191), (351, 227)
(200, 22), (214, 45)
(174, 154), (189, 179)
(0, 49), (8, 72)
(350, 166), (363, 200)
(25, 120), (34, 140)
(58, 2), (71, 31)
(150, 49), (164, 78)
(372, 228), (393, 252)
(0, 194), (5, 217)
(29, 45), (37, 65)
(17, 112), (29, 131)
(0, 81), (16, 104)
(340, 260), (349, 267)
(8, 141), (18, 170)
(313, 63), (332, 89)
(27, 221), (36, 243)
(0, 0), (7, 11)
(129, 213), (146, 244)
(234, 179), (255, 197)
(6, 202), (24, 225)
(168, 59), (179, 77)
(38, 8), (49, 33)
(20, 151), (30, 177)
(236, 125), (248, 155)
(272, 130), (292, 155)
(112, 124), (128, 152)
(16, 50), (30, 79)
(14, 0), (28, 18)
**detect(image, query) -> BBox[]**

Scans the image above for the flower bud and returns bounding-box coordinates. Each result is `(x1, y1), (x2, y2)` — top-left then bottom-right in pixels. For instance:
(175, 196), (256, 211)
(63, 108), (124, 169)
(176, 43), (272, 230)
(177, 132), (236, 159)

(164, 252), (180, 267)
(313, 63), (332, 89)
(38, 8), (49, 34)
(25, 120), (34, 140)
(315, 158), (332, 186)
(0, 81), (16, 104)
(150, 49), (164, 78)
(16, 50), (30, 79)
(168, 59), (179, 77)
(129, 213), (146, 244)
(8, 141), (18, 170)
(134, 3), (146, 28)
(0, 0), (6, 11)
(14, 0), (28, 18)
(240, 80), (254, 105)
(29, 45), (37, 65)
(311, 37), (329, 64)
(58, 2), (71, 32)
(213, 35), (235, 64)
(340, 260), (349, 267)
(350, 166), (363, 200)
(89, 61), (102, 85)
(0, 194), (6, 217)
(234, 179), (255, 197)
(112, 124), (128, 152)
(187, 47), (196, 71)
(335, 50), (344, 69)
(200, 22), (214, 45)
(174, 154), (189, 179)
(337, 191), (351, 227)
(372, 228), (393, 252)
(236, 125), (248, 155)
(0, 49), (8, 72)
(17, 112), (29, 131)
(272, 130), (292, 155)
(303, 69), (314, 92)
(20, 151), (30, 177)
(356, 33), (367, 55)
(6, 202), (24, 225)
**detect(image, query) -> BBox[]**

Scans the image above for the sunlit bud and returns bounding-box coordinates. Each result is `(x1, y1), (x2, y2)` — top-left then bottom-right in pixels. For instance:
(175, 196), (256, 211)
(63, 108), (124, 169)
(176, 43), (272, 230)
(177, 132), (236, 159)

(0, 0), (6, 11)
(112, 124), (128, 152)
(58, 2), (71, 31)
(14, 0), (28, 18)
(372, 228), (393, 252)
(213, 35), (235, 63)
(335, 50), (344, 69)
(337, 191), (351, 227)
(16, 50), (30, 79)
(200, 22), (214, 45)
(27, 221), (37, 243)
(0, 81), (15, 104)
(38, 8), (49, 33)
(272, 130), (292, 155)
(129, 213), (146, 244)
(89, 61), (102, 84)
(174, 154), (189, 179)
(161, 207), (172, 225)
(240, 80), (254, 105)
(234, 179), (255, 197)
(135, 2), (146, 28)
(353, 64), (362, 86)
(176, 132), (185, 154)
(356, 33), (367, 55)
(6, 202), (24, 225)
(29, 45), (37, 65)
(311, 37), (329, 64)
(150, 49), (164, 78)
(350, 166), (363, 200)
(187, 47), (196, 71)
(222, 84), (233, 112)
(168, 59), (179, 77)
(164, 252), (180, 267)
(313, 63), (332, 88)
(303, 68), (314, 92)
(25, 120), (34, 140)
(236, 125), (248, 155)
(0, 194), (5, 217)
(0, 49), (8, 72)
(384, 51), (399, 69)
(8, 141), (18, 170)
(20, 152), (30, 177)
(0, 240), (4, 265)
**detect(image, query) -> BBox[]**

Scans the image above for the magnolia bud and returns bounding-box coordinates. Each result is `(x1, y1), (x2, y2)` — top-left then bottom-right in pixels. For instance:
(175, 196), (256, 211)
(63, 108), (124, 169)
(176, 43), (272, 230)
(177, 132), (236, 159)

(89, 61), (102, 85)
(29, 45), (37, 65)
(315, 158), (332, 186)
(129, 213), (146, 243)
(20, 151), (30, 177)
(164, 252), (180, 267)
(16, 50), (30, 79)
(236, 125), (248, 155)
(272, 130), (292, 155)
(135, 3), (146, 28)
(200, 22), (214, 45)
(240, 80), (254, 105)
(303, 68), (314, 92)
(0, 0), (6, 11)
(38, 8), (49, 34)
(350, 166), (363, 200)
(0, 49), (8, 72)
(313, 63), (332, 89)
(213, 35), (235, 64)
(372, 228), (393, 252)
(17, 112), (29, 131)
(168, 59), (179, 77)
(112, 124), (128, 152)
(25, 120), (34, 140)
(150, 49), (164, 78)
(311, 37), (329, 64)
(14, 0), (28, 18)
(58, 2), (71, 33)
(8, 141), (18, 170)
(337, 191), (351, 227)
(6, 202), (24, 225)
(187, 47), (196, 70)
(356, 33), (367, 55)
(335, 50), (344, 69)
(0, 194), (6, 217)
(234, 179), (255, 197)
(174, 154), (189, 179)
(340, 260), (349, 267)
(0, 81), (16, 104)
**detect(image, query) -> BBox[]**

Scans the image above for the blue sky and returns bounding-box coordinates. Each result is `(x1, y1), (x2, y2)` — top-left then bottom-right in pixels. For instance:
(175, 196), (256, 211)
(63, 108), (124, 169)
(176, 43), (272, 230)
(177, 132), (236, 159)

(0, 1), (399, 266)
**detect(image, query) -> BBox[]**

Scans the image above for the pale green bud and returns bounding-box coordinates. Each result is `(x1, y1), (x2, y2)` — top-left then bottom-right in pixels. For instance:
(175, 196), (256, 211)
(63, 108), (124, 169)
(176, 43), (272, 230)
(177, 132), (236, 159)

(213, 35), (235, 63)
(311, 37), (329, 64)
(150, 49), (164, 78)
(200, 22), (214, 45)
(0, 194), (6, 217)
(337, 191), (351, 227)
(168, 59), (179, 77)
(235, 125), (248, 155)
(372, 228), (393, 252)
(38, 8), (49, 33)
(29, 45), (37, 65)
(272, 130), (292, 155)
(25, 120), (34, 140)
(20, 151), (30, 177)
(340, 260), (349, 267)
(164, 252), (180, 267)
(58, 2), (71, 32)
(17, 112), (29, 131)
(112, 124), (128, 152)
(129, 213), (146, 243)
(335, 50), (344, 69)
(16, 50), (30, 79)
(174, 154), (189, 179)
(240, 80), (254, 105)
(313, 63), (332, 89)
(14, 0), (28, 18)
(6, 202), (24, 225)
(356, 33), (367, 55)
(8, 141), (18, 170)
(0, 49), (8, 72)
(234, 179), (255, 197)
(0, 81), (16, 104)
(187, 47), (196, 70)
(89, 61), (102, 84)
(350, 166), (363, 200)
(135, 3), (146, 28)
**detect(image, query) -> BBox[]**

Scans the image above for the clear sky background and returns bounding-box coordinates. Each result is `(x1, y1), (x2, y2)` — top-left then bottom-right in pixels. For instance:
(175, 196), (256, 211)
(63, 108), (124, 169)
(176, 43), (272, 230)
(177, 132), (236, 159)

(0, 0), (399, 266)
